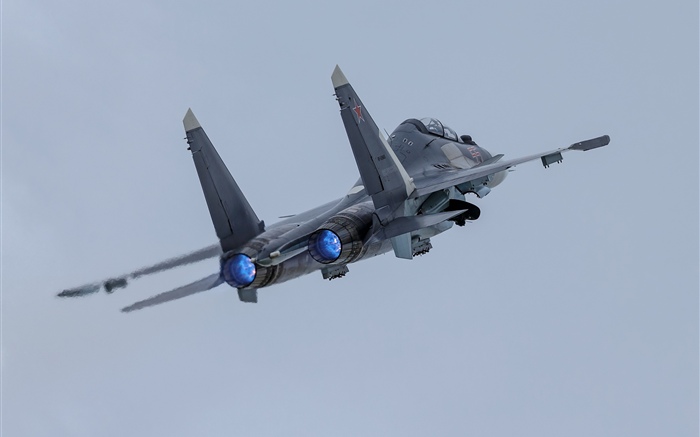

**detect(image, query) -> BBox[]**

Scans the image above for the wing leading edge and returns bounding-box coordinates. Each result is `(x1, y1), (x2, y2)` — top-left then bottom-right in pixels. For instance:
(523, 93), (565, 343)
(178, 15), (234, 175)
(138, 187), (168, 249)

(412, 135), (611, 198)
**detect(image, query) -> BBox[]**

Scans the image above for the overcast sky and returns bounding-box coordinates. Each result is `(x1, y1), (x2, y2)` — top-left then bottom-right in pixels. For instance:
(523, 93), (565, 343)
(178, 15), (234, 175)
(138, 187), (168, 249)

(3, 1), (698, 436)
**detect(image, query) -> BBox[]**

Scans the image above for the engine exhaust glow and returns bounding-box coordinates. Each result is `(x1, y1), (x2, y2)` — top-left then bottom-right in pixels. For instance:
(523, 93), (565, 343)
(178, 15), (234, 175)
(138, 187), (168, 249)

(312, 229), (342, 262)
(222, 254), (256, 288)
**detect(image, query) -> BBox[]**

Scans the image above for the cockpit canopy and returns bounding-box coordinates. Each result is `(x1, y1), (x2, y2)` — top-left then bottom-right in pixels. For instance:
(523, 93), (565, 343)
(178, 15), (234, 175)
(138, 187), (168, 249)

(418, 118), (459, 141)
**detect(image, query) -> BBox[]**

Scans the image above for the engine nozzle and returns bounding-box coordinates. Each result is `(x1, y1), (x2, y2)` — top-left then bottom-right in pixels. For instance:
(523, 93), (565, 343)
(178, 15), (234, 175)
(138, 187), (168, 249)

(222, 254), (256, 288)
(308, 229), (342, 263)
(307, 202), (374, 265)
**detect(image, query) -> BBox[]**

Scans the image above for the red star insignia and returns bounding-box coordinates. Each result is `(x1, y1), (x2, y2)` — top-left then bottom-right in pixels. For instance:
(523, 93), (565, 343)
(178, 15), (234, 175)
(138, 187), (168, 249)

(352, 102), (364, 123)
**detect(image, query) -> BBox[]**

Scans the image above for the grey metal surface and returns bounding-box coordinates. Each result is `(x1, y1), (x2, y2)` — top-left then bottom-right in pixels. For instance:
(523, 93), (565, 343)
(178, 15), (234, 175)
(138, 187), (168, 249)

(332, 66), (414, 221)
(184, 109), (265, 253)
(381, 209), (468, 240)
(237, 288), (258, 303)
(569, 135), (611, 151)
(411, 137), (610, 199)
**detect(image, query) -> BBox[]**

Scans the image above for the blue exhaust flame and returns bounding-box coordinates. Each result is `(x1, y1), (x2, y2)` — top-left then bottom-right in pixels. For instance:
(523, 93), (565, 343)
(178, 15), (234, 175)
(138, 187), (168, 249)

(313, 229), (342, 262)
(222, 254), (256, 288)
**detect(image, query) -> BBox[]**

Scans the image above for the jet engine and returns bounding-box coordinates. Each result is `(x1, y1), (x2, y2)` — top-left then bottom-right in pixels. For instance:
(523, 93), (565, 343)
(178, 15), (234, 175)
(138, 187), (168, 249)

(222, 253), (257, 288)
(308, 202), (374, 264)
(221, 252), (281, 289)
(220, 224), (299, 289)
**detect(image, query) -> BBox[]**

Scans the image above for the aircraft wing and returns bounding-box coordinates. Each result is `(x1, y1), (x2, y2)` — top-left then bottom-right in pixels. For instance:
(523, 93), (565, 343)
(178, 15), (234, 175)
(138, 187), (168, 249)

(411, 135), (610, 198)
(56, 243), (222, 297)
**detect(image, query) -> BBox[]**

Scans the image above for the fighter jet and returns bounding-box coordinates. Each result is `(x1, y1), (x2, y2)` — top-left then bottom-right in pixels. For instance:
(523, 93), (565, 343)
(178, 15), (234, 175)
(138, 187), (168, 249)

(57, 66), (610, 312)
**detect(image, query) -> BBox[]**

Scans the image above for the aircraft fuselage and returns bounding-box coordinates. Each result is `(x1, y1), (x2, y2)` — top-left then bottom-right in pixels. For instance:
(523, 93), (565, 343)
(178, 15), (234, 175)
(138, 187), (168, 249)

(231, 119), (500, 290)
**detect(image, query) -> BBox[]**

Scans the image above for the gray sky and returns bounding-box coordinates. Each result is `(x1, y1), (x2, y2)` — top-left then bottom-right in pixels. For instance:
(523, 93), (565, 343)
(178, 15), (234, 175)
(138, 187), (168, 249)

(3, 0), (698, 436)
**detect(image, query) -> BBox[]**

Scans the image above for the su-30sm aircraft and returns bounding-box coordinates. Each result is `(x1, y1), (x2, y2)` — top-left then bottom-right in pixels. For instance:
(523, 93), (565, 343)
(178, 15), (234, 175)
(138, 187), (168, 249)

(58, 66), (610, 312)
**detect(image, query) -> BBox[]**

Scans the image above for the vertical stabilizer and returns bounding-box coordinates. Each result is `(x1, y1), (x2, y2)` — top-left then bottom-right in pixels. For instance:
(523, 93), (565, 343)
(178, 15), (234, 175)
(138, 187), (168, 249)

(332, 66), (414, 223)
(183, 109), (264, 252)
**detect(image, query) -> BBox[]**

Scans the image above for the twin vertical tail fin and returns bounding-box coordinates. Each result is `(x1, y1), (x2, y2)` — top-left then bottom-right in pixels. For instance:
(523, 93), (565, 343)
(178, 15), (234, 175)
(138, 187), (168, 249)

(183, 109), (264, 253)
(332, 66), (418, 259)
(331, 66), (415, 222)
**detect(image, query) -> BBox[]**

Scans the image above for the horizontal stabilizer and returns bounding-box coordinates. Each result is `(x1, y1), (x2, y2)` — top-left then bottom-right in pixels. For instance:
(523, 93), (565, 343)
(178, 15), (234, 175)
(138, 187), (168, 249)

(130, 244), (221, 279)
(121, 273), (222, 312)
(56, 244), (222, 298)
